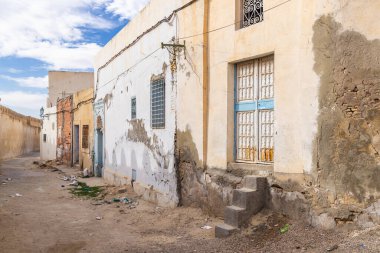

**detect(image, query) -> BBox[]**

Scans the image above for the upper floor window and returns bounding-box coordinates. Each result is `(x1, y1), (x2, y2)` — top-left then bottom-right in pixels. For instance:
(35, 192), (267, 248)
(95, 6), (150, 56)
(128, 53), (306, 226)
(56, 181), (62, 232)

(131, 97), (136, 120)
(242, 0), (263, 28)
(151, 77), (165, 129)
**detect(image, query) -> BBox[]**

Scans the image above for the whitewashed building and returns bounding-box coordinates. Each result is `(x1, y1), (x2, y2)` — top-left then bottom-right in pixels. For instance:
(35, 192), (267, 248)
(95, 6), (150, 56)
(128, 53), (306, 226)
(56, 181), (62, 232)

(40, 106), (57, 161)
(94, 0), (380, 227)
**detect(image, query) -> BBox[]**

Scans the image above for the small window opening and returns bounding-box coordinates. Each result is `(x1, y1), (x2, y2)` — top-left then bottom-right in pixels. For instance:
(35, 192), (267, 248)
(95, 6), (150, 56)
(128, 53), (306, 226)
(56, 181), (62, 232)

(82, 125), (89, 149)
(242, 0), (263, 28)
(151, 78), (165, 129)
(131, 97), (136, 120)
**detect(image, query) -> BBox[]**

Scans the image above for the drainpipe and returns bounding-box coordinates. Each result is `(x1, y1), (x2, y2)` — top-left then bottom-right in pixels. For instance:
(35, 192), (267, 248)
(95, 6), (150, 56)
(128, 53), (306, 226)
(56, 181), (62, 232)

(202, 0), (210, 168)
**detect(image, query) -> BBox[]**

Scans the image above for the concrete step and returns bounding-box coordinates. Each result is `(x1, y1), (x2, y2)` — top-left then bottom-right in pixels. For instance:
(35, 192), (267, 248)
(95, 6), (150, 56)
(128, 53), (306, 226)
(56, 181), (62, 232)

(243, 176), (267, 191)
(215, 223), (237, 238)
(224, 205), (246, 227)
(215, 175), (268, 238)
(232, 187), (256, 209)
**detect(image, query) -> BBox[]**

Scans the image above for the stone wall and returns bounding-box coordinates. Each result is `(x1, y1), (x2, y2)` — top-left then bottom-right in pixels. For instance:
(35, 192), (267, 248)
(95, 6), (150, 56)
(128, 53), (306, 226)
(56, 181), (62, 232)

(312, 15), (380, 208)
(0, 105), (40, 160)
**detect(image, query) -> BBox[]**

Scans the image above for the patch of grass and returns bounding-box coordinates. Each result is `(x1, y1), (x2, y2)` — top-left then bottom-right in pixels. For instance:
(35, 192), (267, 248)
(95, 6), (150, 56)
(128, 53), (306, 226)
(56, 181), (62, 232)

(69, 182), (104, 198)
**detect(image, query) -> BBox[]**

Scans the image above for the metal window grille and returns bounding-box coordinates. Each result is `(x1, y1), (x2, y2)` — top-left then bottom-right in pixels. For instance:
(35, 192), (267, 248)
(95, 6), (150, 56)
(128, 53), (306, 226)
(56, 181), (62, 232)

(237, 62), (255, 102)
(242, 0), (264, 28)
(260, 56), (274, 99)
(237, 111), (256, 161)
(151, 78), (165, 128)
(43, 134), (47, 143)
(235, 55), (274, 163)
(131, 97), (136, 120)
(259, 110), (274, 162)
(82, 125), (89, 149)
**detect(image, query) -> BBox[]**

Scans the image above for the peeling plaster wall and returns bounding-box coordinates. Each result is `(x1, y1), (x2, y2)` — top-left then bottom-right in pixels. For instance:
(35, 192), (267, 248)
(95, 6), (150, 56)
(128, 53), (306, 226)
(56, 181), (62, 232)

(0, 105), (40, 161)
(94, 0), (380, 214)
(312, 14), (380, 205)
(93, 100), (105, 177)
(40, 106), (57, 161)
(94, 0), (199, 207)
(56, 96), (72, 166)
(268, 0), (380, 227)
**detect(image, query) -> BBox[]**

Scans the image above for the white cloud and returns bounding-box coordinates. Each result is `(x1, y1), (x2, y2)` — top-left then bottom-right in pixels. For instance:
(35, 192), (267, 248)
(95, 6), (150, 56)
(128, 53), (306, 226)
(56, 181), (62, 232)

(0, 90), (47, 117)
(6, 68), (22, 74)
(100, 0), (150, 21)
(0, 75), (48, 89)
(17, 42), (102, 70)
(0, 0), (149, 70)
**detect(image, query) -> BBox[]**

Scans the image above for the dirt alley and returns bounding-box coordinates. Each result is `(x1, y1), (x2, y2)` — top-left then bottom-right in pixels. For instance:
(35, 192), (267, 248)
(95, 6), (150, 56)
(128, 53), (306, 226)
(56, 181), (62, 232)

(0, 153), (379, 253)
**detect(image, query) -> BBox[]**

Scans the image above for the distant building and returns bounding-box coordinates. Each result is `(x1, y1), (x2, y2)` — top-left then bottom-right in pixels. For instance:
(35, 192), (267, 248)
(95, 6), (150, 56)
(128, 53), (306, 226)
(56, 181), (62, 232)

(41, 71), (93, 163)
(73, 88), (94, 172)
(40, 106), (57, 161)
(47, 71), (94, 108)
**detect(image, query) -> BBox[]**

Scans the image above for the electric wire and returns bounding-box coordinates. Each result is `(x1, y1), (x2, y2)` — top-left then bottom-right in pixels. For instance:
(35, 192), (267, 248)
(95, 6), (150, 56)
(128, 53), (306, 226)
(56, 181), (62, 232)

(95, 0), (292, 92)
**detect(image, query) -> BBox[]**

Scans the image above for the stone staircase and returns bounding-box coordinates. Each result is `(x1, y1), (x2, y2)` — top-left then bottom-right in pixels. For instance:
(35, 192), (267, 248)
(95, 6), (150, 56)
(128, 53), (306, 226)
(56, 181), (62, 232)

(215, 175), (268, 238)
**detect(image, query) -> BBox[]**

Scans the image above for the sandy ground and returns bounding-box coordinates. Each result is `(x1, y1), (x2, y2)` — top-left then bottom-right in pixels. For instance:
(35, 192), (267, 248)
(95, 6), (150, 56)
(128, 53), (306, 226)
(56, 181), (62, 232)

(0, 153), (379, 253)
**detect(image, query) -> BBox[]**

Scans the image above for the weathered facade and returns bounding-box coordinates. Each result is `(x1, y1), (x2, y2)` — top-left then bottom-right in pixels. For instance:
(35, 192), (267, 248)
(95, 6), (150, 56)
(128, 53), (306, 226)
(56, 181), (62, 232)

(41, 71), (94, 165)
(73, 88), (94, 172)
(40, 106), (57, 161)
(94, 0), (380, 227)
(57, 96), (73, 165)
(0, 105), (40, 160)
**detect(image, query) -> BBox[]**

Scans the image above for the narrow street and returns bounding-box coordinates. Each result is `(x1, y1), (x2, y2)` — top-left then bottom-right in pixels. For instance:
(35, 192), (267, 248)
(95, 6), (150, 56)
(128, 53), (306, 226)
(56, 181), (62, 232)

(0, 153), (378, 253)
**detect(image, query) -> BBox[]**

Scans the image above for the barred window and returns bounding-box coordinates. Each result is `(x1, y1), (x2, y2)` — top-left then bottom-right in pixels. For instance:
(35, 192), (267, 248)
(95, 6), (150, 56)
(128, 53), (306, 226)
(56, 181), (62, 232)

(242, 0), (263, 28)
(82, 125), (89, 149)
(151, 78), (165, 128)
(131, 97), (136, 120)
(43, 134), (47, 143)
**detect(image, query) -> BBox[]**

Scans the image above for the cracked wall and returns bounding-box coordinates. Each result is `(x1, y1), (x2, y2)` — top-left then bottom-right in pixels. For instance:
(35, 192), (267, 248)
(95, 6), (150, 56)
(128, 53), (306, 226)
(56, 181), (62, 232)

(313, 15), (380, 206)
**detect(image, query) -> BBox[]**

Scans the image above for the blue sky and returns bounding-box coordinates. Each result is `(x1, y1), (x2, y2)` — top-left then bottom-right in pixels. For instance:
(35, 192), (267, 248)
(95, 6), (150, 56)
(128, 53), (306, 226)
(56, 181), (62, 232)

(0, 0), (149, 117)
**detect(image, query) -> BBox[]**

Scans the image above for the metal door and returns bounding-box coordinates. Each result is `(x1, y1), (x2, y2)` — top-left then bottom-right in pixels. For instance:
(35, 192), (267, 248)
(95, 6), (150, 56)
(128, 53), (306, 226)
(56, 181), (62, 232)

(234, 55), (274, 163)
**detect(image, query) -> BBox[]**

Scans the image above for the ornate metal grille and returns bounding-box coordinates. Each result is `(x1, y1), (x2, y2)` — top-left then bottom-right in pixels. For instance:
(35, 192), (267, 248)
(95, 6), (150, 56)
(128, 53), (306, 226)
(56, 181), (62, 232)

(151, 78), (165, 128)
(242, 0), (263, 28)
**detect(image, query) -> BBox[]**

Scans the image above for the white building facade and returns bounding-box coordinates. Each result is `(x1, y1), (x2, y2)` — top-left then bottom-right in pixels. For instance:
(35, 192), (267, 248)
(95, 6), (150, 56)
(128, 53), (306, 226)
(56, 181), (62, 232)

(40, 106), (57, 161)
(95, 0), (380, 218)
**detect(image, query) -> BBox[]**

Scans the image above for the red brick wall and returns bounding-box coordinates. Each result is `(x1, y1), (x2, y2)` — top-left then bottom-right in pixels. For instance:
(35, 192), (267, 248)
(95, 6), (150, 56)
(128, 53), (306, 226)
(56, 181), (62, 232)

(57, 96), (72, 165)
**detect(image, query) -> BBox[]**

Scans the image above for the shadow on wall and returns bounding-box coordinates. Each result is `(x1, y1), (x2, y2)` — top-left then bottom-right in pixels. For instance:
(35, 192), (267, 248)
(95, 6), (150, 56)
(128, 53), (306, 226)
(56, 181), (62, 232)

(312, 15), (380, 206)
(177, 127), (240, 217)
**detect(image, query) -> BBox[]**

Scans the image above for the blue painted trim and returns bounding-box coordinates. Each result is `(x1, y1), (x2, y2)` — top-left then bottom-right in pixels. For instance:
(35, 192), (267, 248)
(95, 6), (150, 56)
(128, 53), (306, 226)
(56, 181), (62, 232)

(257, 99), (274, 110)
(235, 101), (257, 112)
(233, 64), (237, 161)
